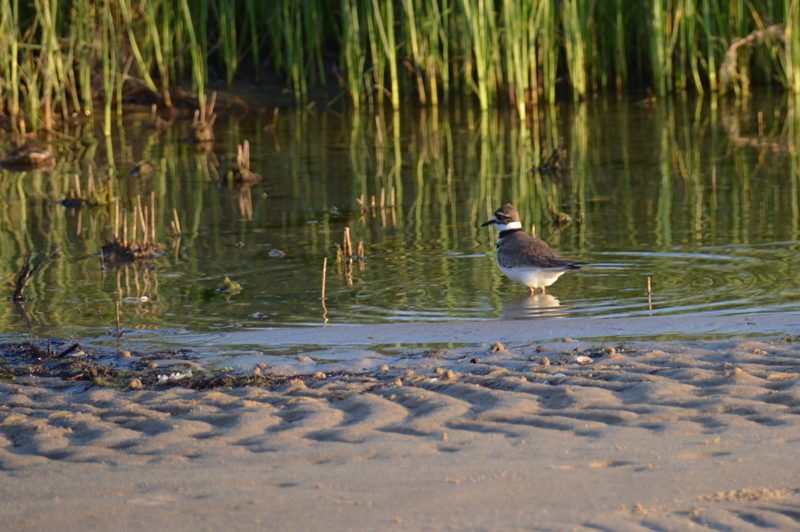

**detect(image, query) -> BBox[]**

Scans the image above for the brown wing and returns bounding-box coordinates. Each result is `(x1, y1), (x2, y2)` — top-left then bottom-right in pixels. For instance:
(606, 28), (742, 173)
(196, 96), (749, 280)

(498, 232), (584, 269)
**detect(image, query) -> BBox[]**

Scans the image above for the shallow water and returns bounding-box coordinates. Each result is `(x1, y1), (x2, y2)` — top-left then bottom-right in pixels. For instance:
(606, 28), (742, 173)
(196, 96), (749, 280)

(1, 92), (799, 343)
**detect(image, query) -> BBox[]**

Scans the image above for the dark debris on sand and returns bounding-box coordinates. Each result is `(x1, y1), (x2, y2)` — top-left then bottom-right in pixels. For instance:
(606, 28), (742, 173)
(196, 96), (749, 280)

(0, 341), (374, 392)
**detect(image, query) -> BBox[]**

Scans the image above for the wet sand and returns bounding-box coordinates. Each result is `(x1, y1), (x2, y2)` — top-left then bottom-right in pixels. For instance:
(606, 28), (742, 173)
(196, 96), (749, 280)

(140, 312), (800, 349)
(2, 316), (800, 530)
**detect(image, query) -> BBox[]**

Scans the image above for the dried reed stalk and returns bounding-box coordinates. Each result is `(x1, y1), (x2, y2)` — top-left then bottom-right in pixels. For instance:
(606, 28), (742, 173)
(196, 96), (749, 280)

(343, 227), (353, 258)
(321, 257), (328, 300)
(171, 208), (182, 235)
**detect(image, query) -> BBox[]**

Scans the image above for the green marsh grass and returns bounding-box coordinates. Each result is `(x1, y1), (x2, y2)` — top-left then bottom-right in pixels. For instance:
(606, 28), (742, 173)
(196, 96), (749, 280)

(2, 1), (800, 130)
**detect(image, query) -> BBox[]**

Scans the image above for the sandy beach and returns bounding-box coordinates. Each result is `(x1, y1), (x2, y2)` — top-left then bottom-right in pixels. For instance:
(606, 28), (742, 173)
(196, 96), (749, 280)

(2, 317), (800, 530)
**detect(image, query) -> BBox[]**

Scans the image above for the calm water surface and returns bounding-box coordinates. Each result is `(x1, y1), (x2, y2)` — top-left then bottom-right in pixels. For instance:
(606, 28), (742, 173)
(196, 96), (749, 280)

(1, 93), (799, 342)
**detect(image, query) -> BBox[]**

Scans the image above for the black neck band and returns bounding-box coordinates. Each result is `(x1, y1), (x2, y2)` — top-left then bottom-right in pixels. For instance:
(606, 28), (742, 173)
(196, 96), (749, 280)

(499, 228), (521, 238)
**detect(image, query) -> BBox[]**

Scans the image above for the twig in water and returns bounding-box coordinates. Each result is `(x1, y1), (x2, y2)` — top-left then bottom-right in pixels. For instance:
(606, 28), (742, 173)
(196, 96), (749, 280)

(57, 343), (81, 358)
(647, 276), (653, 312)
(13, 301), (33, 328)
(11, 247), (60, 301)
(321, 257), (328, 301)
(150, 192), (156, 243)
(321, 257), (329, 323)
(115, 300), (121, 337)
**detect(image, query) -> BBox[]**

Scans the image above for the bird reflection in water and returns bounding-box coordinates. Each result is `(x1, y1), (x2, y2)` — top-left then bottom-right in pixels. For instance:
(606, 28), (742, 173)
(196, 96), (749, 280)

(501, 293), (566, 319)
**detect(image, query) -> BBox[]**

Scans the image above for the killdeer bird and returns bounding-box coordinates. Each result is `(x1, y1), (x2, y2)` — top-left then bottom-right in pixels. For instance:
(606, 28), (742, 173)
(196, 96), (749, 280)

(482, 203), (584, 295)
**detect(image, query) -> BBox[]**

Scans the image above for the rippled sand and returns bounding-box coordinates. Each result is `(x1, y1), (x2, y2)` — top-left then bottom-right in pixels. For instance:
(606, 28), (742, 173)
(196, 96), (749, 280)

(2, 336), (800, 530)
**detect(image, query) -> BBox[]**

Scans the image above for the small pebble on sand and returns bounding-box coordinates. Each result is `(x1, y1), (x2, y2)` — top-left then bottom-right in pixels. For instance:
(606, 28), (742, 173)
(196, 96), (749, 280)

(378, 364), (389, 372)
(434, 367), (445, 375)
(540, 357), (551, 366)
(444, 369), (456, 380)
(128, 378), (143, 390)
(297, 355), (312, 362)
(119, 350), (132, 359)
(393, 378), (403, 387)
(491, 341), (506, 352)
(312, 371), (326, 379)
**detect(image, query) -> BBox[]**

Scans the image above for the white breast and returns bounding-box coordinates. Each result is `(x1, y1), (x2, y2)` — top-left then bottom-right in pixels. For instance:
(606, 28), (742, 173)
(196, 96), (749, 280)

(498, 263), (567, 288)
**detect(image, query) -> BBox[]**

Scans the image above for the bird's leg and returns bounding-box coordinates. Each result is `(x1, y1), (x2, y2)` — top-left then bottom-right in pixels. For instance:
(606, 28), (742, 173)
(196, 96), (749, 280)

(528, 286), (535, 297)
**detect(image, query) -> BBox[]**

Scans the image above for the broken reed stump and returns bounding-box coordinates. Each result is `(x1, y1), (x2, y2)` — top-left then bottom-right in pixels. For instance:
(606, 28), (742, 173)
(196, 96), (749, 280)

(11, 248), (60, 301)
(229, 139), (261, 184)
(189, 91), (217, 144)
(335, 227), (366, 285)
(101, 195), (163, 265)
(335, 228), (365, 263)
(342, 227), (353, 258)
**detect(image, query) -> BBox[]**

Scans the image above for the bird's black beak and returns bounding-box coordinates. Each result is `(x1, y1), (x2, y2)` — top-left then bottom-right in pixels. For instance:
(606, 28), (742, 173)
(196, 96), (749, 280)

(481, 219), (496, 227)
